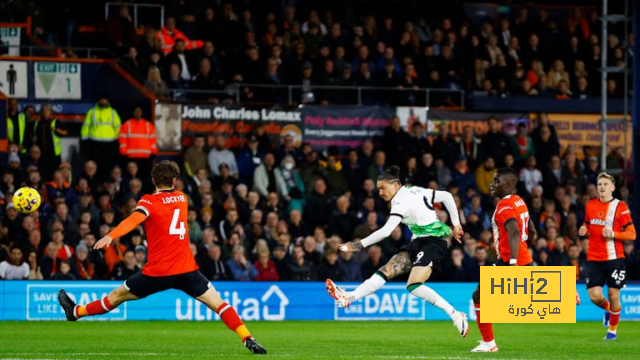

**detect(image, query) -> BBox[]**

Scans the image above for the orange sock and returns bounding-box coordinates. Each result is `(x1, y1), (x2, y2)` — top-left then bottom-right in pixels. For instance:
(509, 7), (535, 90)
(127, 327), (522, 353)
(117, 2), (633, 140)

(596, 299), (611, 312)
(217, 303), (252, 342)
(609, 307), (621, 332)
(475, 303), (494, 342)
(74, 296), (115, 319)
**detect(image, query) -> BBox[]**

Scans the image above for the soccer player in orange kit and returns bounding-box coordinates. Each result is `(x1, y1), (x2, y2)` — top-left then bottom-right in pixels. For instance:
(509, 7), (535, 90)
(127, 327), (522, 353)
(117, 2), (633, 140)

(579, 172), (636, 340)
(470, 168), (536, 352)
(58, 161), (266, 354)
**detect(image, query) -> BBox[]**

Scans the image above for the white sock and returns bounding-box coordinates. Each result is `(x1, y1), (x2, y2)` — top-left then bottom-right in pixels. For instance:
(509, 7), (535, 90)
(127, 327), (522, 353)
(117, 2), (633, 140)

(410, 285), (455, 317)
(485, 339), (497, 347)
(347, 273), (386, 302)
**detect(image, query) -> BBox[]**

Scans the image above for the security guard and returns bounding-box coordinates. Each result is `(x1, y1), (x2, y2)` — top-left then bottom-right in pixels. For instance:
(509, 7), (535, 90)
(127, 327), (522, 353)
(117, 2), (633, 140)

(7, 98), (27, 154)
(118, 107), (157, 184)
(81, 95), (122, 179)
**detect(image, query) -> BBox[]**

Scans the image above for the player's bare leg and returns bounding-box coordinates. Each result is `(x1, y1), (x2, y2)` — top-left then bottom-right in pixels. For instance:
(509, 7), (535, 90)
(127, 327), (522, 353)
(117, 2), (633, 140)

(470, 286), (498, 352)
(326, 252), (411, 307)
(197, 285), (267, 354)
(58, 285), (139, 321)
(406, 265), (468, 338)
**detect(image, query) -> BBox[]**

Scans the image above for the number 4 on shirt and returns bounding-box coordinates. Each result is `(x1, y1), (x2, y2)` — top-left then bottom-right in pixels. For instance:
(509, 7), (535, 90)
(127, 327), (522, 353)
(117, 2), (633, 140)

(169, 209), (186, 240)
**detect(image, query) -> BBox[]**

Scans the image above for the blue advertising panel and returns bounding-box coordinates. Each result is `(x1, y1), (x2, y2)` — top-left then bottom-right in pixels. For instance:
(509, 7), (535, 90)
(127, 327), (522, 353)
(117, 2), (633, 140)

(2, 281), (639, 321)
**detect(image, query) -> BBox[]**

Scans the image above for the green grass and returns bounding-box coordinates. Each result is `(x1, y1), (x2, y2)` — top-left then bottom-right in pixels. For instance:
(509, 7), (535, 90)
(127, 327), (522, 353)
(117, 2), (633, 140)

(1, 321), (638, 359)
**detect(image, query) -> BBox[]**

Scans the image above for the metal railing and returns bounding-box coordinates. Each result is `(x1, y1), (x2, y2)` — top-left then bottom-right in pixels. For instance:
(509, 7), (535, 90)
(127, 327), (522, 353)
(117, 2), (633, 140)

(164, 84), (465, 108)
(3, 45), (117, 59)
(105, 2), (165, 29)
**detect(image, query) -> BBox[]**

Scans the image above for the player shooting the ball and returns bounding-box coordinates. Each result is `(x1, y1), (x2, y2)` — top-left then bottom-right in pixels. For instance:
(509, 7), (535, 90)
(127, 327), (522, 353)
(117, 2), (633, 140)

(58, 161), (267, 355)
(325, 166), (469, 338)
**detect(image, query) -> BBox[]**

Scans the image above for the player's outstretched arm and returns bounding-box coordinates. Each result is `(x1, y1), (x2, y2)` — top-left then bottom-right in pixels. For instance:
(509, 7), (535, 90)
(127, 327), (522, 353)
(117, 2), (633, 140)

(94, 212), (147, 249)
(505, 219), (520, 266)
(341, 215), (402, 252)
(432, 190), (463, 241)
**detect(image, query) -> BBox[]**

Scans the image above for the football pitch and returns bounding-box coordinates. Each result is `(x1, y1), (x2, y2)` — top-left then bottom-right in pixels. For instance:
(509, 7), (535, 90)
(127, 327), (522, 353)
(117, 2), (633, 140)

(1, 321), (639, 359)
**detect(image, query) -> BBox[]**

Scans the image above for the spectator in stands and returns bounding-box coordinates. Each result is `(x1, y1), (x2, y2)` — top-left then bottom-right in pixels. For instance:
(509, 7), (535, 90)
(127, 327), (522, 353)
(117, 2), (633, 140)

(105, 5), (136, 54)
(208, 135), (239, 178)
(156, 16), (203, 55)
(520, 155), (543, 196)
(112, 249), (139, 280)
(0, 246), (29, 280)
(509, 123), (535, 166)
(199, 245), (231, 281)
(119, 107), (157, 180)
(144, 66), (168, 99)
(305, 178), (331, 230)
(316, 249), (343, 281)
(81, 96), (122, 180)
(253, 152), (287, 198)
(7, 98), (28, 155)
(28, 104), (67, 181)
(288, 244), (314, 281)
(227, 245), (257, 281)
(183, 134), (207, 177)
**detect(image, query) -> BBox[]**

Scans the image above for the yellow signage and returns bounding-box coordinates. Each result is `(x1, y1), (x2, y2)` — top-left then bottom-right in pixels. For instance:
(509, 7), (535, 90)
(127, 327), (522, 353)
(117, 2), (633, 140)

(480, 266), (576, 323)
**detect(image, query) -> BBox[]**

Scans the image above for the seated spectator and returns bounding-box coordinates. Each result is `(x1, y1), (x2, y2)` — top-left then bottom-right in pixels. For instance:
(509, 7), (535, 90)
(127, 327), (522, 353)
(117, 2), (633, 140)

(134, 245), (147, 269)
(288, 244), (315, 281)
(328, 195), (358, 242)
(362, 245), (386, 279)
(199, 245), (231, 281)
(144, 66), (168, 99)
(302, 236), (323, 264)
(227, 245), (258, 281)
(73, 243), (94, 280)
(316, 249), (343, 281)
(111, 250), (139, 280)
(382, 226), (407, 260)
(338, 250), (363, 282)
(52, 260), (76, 280)
(0, 246), (29, 280)
(254, 249), (279, 281)
(443, 247), (467, 282)
(27, 250), (44, 280)
(519, 155), (543, 195)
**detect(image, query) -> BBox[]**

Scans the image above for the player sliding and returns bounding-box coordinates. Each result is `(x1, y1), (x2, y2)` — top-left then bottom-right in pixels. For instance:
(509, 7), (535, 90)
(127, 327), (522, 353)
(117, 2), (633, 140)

(326, 166), (469, 337)
(470, 168), (536, 353)
(579, 172), (636, 340)
(58, 161), (267, 355)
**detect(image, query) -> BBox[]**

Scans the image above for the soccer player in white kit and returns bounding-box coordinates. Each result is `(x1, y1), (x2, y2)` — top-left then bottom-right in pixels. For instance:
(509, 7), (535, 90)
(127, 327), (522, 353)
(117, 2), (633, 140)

(326, 166), (469, 337)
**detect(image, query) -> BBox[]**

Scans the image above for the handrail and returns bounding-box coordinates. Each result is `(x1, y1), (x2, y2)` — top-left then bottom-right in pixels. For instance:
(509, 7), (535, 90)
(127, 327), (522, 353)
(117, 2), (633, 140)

(105, 2), (165, 29)
(4, 45), (117, 59)
(164, 84), (465, 108)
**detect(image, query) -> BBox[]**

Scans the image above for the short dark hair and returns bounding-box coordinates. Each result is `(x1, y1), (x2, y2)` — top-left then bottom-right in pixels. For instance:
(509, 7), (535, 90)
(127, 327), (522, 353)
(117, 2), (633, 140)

(377, 165), (401, 183)
(496, 167), (518, 185)
(152, 161), (180, 188)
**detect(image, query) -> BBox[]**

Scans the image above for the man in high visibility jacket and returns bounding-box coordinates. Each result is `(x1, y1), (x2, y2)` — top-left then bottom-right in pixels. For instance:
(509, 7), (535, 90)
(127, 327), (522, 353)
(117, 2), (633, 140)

(7, 98), (28, 154)
(155, 16), (203, 55)
(29, 104), (67, 181)
(118, 107), (157, 185)
(81, 95), (122, 179)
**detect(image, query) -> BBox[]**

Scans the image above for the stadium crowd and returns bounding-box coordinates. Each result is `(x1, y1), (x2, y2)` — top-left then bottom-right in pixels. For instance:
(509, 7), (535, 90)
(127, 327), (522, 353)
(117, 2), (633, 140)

(0, 1), (632, 103)
(0, 1), (637, 282)
(1, 95), (639, 282)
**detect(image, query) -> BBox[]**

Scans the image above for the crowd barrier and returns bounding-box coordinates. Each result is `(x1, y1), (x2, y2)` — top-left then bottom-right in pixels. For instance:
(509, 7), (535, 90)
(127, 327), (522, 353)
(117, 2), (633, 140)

(2, 281), (639, 321)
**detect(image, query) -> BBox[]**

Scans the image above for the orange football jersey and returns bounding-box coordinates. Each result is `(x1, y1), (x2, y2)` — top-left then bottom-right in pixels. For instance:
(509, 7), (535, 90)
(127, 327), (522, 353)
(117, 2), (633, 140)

(135, 189), (198, 276)
(583, 198), (633, 261)
(491, 194), (533, 265)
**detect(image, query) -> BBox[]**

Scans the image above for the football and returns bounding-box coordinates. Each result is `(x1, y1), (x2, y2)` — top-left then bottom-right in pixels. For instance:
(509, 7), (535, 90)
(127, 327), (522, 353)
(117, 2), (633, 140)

(13, 186), (41, 214)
